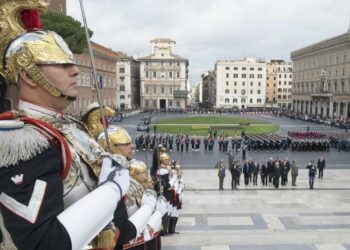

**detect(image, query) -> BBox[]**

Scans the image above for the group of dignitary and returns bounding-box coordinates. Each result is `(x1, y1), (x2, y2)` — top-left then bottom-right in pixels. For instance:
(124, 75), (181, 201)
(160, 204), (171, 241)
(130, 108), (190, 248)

(218, 152), (326, 190)
(0, 3), (183, 249)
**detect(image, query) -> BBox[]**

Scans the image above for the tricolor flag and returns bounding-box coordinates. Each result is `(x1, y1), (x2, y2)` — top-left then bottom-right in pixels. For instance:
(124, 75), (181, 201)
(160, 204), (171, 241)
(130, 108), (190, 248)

(97, 74), (103, 89)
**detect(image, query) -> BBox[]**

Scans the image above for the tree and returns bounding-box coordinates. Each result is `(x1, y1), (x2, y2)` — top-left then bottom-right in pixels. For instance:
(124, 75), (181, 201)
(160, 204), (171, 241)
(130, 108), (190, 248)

(41, 12), (93, 54)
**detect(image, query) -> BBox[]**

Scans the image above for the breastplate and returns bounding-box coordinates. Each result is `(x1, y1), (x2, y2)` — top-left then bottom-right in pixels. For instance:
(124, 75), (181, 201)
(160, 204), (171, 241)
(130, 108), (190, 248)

(125, 178), (145, 217)
(45, 118), (103, 208)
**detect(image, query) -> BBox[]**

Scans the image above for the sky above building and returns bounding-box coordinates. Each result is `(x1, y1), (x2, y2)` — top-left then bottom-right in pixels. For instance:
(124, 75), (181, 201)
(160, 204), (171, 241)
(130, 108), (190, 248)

(67, 0), (349, 85)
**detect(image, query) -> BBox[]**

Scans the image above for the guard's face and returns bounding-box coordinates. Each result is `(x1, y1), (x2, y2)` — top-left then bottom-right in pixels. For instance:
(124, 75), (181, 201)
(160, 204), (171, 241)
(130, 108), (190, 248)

(134, 171), (148, 184)
(115, 143), (135, 160)
(39, 64), (80, 99)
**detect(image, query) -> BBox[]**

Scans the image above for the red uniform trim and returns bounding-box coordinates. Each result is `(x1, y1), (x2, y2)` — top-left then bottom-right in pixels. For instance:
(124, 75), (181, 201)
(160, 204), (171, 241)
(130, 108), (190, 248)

(0, 112), (71, 179)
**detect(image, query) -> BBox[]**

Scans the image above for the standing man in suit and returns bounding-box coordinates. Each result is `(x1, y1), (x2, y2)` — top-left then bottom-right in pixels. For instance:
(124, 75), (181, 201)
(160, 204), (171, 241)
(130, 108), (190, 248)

(317, 156), (326, 179)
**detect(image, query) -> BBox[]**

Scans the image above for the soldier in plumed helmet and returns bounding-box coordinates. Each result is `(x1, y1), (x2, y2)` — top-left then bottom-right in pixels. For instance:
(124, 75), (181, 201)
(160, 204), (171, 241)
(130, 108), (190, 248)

(0, 1), (130, 249)
(83, 105), (168, 250)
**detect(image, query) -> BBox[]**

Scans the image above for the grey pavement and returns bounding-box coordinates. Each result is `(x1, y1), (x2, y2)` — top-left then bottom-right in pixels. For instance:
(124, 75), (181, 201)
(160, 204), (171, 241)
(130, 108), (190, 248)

(161, 169), (350, 250)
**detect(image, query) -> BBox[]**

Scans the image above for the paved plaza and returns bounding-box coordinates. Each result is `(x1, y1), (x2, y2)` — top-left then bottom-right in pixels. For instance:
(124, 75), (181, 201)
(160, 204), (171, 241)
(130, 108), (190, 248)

(114, 113), (350, 249)
(161, 169), (350, 250)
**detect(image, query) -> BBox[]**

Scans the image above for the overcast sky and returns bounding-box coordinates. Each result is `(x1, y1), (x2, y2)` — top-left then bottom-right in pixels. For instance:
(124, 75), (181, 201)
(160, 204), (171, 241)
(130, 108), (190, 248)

(67, 0), (349, 85)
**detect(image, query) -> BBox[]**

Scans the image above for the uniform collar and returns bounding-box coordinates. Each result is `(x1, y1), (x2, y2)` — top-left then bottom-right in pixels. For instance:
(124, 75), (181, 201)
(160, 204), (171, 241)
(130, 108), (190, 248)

(18, 100), (64, 119)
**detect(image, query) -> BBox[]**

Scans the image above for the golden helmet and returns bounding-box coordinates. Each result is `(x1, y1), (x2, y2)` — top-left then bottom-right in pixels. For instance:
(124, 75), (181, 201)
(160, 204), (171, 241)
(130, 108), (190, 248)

(129, 160), (148, 179)
(159, 153), (170, 163)
(0, 0), (76, 100)
(97, 126), (132, 151)
(82, 102), (116, 140)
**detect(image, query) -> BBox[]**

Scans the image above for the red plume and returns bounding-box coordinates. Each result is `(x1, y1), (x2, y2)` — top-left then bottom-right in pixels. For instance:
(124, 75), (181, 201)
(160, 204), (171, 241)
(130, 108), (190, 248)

(20, 10), (43, 30)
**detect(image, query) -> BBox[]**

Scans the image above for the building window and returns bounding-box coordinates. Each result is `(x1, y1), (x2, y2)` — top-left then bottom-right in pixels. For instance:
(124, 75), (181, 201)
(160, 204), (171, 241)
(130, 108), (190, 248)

(250, 82), (253, 86)
(250, 67), (254, 71)
(120, 95), (125, 99)
(257, 74), (263, 78)
(153, 72), (156, 78)
(234, 67), (238, 70)
(226, 81), (229, 86)
(226, 73), (229, 78)
(249, 74), (254, 78)
(169, 72), (173, 78)
(233, 74), (238, 78)
(225, 67), (230, 70)
(242, 67), (246, 71)
(225, 89), (230, 94)
(233, 98), (237, 103)
(120, 86), (125, 91)
(119, 67), (125, 73)
(257, 90), (261, 94)
(177, 72), (180, 78)
(241, 98), (246, 103)
(258, 68), (262, 71)
(145, 71), (149, 78)
(257, 98), (261, 103)
(242, 82), (245, 86)
(177, 62), (180, 66)
(234, 81), (237, 86)
(225, 98), (230, 103)
(250, 90), (253, 94)
(161, 87), (164, 94)
(250, 98), (253, 103)
(59, 4), (63, 12)
(241, 89), (246, 95)
(258, 82), (261, 86)
(170, 87), (173, 94)
(234, 89), (237, 94)
(176, 101), (180, 107)
(145, 87), (149, 93)
(242, 74), (246, 78)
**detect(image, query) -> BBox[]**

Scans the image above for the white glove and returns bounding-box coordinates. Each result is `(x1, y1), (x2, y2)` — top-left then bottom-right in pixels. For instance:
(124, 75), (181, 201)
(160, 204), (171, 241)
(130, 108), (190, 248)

(155, 196), (167, 216)
(141, 190), (157, 211)
(99, 155), (130, 197)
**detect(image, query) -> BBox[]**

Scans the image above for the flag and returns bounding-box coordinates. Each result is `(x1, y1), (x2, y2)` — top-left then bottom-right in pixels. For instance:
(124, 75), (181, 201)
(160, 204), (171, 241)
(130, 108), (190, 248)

(97, 74), (103, 89)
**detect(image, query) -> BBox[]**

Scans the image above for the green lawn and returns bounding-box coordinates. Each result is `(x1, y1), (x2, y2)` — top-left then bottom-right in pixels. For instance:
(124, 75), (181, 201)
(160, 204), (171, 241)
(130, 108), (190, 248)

(153, 116), (279, 136)
(156, 116), (268, 125)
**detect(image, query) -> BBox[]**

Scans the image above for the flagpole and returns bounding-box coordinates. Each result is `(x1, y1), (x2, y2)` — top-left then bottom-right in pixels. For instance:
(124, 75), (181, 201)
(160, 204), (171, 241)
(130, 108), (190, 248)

(78, 0), (111, 151)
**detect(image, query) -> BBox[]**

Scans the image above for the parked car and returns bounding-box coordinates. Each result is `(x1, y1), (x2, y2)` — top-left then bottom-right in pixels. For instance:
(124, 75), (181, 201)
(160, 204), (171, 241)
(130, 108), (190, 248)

(141, 116), (151, 125)
(323, 119), (332, 125)
(137, 121), (150, 132)
(168, 106), (181, 112)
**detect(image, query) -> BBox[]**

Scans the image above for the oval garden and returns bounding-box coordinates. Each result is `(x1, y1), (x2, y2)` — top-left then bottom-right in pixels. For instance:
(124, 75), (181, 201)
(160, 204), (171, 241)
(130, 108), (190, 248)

(153, 116), (279, 136)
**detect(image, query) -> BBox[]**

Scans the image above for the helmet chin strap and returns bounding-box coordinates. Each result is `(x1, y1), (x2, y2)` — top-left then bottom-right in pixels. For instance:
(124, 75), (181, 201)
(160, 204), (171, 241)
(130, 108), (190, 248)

(25, 65), (77, 102)
(58, 91), (77, 101)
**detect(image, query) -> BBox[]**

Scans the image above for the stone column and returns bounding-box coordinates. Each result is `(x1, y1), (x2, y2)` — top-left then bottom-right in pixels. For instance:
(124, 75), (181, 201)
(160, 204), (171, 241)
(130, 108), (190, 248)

(317, 101), (321, 116)
(329, 101), (334, 118)
(344, 102), (349, 120)
(304, 101), (308, 114)
(337, 102), (341, 118)
(323, 101), (328, 118)
(308, 101), (311, 115)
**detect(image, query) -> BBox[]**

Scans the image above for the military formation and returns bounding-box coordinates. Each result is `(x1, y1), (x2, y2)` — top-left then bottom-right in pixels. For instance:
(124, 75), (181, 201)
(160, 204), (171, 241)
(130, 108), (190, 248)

(135, 132), (290, 153)
(287, 131), (330, 152)
(135, 130), (338, 154)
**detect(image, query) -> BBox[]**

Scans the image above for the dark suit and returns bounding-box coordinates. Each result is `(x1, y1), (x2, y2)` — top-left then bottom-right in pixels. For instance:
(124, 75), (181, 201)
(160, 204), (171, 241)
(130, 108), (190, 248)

(317, 158), (325, 179)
